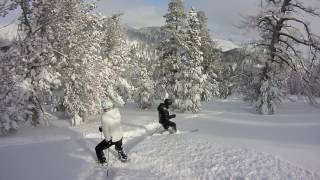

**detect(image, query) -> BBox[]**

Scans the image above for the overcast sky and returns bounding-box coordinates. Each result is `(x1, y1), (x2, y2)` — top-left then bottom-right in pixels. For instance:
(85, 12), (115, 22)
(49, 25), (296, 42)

(95, 0), (320, 42)
(95, 0), (261, 42)
(1, 0), (320, 43)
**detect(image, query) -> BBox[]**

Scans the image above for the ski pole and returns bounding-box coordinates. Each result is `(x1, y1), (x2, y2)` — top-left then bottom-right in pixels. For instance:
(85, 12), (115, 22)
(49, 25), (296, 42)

(106, 148), (109, 176)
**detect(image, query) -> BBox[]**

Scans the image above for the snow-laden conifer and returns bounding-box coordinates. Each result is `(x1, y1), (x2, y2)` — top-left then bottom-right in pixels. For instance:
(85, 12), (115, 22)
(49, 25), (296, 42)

(129, 45), (155, 109)
(0, 0), (63, 133)
(157, 0), (187, 102)
(101, 14), (132, 105)
(197, 10), (220, 100)
(175, 8), (204, 112)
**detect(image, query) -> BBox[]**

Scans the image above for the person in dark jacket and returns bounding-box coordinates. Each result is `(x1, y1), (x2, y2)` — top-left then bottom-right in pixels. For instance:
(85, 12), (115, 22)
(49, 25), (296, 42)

(157, 99), (177, 133)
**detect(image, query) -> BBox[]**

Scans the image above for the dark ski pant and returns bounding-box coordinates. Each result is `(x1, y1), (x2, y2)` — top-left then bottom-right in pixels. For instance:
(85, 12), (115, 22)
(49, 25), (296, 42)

(95, 138), (123, 162)
(161, 120), (177, 131)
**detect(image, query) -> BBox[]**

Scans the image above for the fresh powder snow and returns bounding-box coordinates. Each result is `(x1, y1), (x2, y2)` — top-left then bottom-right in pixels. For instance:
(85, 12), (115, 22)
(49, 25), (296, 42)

(1, 98), (320, 180)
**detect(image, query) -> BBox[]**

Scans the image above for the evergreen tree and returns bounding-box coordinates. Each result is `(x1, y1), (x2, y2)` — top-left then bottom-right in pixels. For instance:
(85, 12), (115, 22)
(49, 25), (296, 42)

(133, 67), (154, 109)
(197, 10), (220, 100)
(175, 8), (204, 112)
(0, 46), (27, 134)
(157, 0), (187, 102)
(1, 0), (114, 129)
(101, 14), (132, 105)
(49, 3), (131, 125)
(49, 1), (107, 125)
(0, 0), (63, 133)
(0, 0), (133, 132)
(129, 44), (155, 109)
(163, 0), (187, 32)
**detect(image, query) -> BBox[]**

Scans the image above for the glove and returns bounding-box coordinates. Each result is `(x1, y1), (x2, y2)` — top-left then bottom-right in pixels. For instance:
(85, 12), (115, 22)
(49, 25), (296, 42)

(171, 114), (176, 118)
(99, 126), (102, 132)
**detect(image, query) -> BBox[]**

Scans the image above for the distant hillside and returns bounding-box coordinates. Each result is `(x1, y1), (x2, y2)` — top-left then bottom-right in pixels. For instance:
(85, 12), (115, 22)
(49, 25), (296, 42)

(214, 39), (240, 53)
(123, 25), (166, 46)
(123, 25), (240, 52)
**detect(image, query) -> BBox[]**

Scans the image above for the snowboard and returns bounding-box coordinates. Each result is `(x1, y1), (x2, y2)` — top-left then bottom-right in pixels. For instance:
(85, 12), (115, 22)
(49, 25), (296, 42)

(153, 128), (198, 136)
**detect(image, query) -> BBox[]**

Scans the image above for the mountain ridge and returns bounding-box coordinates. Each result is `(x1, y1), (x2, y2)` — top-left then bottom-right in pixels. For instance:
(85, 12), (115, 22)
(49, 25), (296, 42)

(123, 25), (240, 52)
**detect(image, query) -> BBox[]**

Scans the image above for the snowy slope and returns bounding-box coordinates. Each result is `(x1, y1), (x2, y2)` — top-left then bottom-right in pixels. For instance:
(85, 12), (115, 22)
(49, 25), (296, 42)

(213, 39), (240, 52)
(1, 98), (320, 180)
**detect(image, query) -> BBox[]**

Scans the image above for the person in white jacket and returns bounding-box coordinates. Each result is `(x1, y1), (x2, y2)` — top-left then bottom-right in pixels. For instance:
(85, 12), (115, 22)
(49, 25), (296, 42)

(95, 100), (127, 164)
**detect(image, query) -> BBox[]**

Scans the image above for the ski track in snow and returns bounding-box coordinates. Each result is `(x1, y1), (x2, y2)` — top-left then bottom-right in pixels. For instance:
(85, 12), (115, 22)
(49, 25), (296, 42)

(81, 122), (320, 180)
(121, 134), (320, 180)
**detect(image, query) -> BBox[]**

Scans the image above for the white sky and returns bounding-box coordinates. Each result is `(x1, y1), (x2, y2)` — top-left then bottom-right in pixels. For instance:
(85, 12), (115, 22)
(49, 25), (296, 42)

(95, 0), (320, 42)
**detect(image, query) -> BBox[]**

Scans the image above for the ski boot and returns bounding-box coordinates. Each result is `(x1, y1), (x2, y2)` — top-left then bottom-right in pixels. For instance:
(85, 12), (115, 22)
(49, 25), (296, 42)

(98, 156), (107, 165)
(168, 127), (177, 134)
(118, 150), (128, 162)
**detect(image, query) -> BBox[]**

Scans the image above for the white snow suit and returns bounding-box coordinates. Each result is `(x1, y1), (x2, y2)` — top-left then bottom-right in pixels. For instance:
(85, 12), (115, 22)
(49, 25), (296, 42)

(101, 108), (123, 142)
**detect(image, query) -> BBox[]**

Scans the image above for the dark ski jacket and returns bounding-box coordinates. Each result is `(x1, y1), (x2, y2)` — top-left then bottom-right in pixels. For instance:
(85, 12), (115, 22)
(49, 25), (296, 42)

(157, 103), (175, 124)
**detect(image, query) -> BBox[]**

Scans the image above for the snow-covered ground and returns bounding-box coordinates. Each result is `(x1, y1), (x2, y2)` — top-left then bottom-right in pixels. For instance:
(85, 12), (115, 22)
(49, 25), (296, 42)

(1, 98), (320, 180)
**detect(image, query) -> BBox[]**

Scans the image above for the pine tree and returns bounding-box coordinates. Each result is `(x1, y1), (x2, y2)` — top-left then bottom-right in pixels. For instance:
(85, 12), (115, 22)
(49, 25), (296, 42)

(157, 0), (187, 102)
(197, 10), (220, 100)
(52, 3), (132, 125)
(175, 8), (204, 112)
(0, 0), (133, 132)
(0, 47), (26, 134)
(129, 44), (155, 109)
(0, 0), (62, 133)
(133, 67), (154, 109)
(101, 14), (132, 105)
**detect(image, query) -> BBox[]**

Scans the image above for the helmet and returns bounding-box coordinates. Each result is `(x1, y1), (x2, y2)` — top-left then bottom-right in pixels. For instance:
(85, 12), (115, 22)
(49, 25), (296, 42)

(164, 99), (173, 106)
(101, 100), (113, 109)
